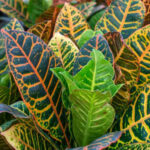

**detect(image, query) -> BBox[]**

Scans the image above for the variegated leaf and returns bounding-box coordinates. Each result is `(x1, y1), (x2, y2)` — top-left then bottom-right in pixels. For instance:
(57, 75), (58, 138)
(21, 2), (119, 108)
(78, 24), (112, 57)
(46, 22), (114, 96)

(48, 32), (79, 73)
(95, 0), (145, 39)
(2, 30), (71, 147)
(74, 34), (113, 74)
(0, 18), (24, 76)
(0, 0), (32, 27)
(28, 20), (52, 44)
(109, 85), (150, 149)
(126, 25), (150, 85)
(76, 2), (96, 18)
(118, 143), (150, 150)
(54, 3), (90, 42)
(104, 32), (140, 114)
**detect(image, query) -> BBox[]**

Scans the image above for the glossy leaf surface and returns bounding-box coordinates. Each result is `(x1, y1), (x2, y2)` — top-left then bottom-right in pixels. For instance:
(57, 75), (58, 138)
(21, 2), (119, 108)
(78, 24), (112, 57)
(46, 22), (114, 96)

(0, 18), (24, 76)
(126, 25), (150, 85)
(118, 143), (150, 150)
(76, 2), (96, 18)
(95, 0), (145, 39)
(109, 85), (150, 149)
(77, 29), (103, 48)
(1, 121), (57, 150)
(49, 32), (79, 73)
(0, 0), (32, 27)
(54, 3), (90, 42)
(74, 34), (113, 74)
(68, 131), (122, 150)
(74, 50), (121, 96)
(70, 89), (115, 146)
(2, 30), (70, 147)
(104, 32), (140, 113)
(28, 20), (52, 44)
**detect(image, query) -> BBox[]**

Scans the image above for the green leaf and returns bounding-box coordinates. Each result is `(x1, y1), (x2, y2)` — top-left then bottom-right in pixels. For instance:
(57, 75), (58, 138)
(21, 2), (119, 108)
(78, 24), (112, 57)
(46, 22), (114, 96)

(77, 29), (103, 48)
(0, 0), (32, 27)
(76, 2), (96, 18)
(74, 49), (122, 97)
(27, 0), (53, 23)
(70, 89), (115, 146)
(68, 131), (122, 150)
(95, 0), (145, 39)
(48, 32), (79, 73)
(88, 9), (106, 30)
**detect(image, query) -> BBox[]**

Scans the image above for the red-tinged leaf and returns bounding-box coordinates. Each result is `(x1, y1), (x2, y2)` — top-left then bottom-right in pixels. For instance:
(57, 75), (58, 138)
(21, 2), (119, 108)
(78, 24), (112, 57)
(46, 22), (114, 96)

(142, 0), (150, 26)
(2, 30), (71, 147)
(36, 5), (61, 24)
(104, 32), (140, 114)
(28, 20), (52, 44)
(67, 131), (122, 150)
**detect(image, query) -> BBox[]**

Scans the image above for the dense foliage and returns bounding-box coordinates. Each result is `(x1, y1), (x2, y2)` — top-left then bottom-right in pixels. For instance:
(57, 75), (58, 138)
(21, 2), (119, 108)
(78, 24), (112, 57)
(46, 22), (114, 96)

(0, 0), (150, 149)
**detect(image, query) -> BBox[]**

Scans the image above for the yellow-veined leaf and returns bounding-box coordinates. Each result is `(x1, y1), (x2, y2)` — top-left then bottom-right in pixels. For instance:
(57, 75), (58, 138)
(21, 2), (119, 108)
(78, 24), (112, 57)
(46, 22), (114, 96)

(109, 84), (150, 149)
(0, 0), (32, 27)
(48, 32), (79, 73)
(28, 20), (52, 44)
(126, 25), (150, 85)
(54, 3), (90, 42)
(95, 0), (145, 39)
(2, 30), (71, 147)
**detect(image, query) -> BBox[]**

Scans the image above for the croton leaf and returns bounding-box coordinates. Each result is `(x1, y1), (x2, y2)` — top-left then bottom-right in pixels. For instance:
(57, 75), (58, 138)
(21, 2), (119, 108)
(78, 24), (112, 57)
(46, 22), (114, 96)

(95, 0), (145, 39)
(76, 2), (96, 18)
(68, 131), (122, 150)
(0, 120), (58, 150)
(104, 32), (139, 85)
(109, 84), (150, 149)
(77, 29), (103, 48)
(52, 50), (122, 108)
(36, 5), (61, 24)
(70, 89), (115, 146)
(74, 49), (121, 96)
(54, 3), (90, 42)
(0, 101), (59, 149)
(118, 143), (150, 150)
(88, 8), (106, 30)
(0, 74), (20, 105)
(28, 20), (52, 44)
(2, 30), (71, 147)
(74, 34), (113, 74)
(0, 0), (32, 27)
(48, 32), (79, 73)
(142, 0), (150, 26)
(0, 134), (11, 150)
(126, 25), (150, 85)
(0, 18), (24, 76)
(104, 32), (140, 113)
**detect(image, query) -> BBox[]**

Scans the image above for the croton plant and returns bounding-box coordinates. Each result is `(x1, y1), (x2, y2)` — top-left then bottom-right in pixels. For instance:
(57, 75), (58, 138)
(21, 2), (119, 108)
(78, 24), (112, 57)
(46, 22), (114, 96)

(0, 0), (150, 149)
